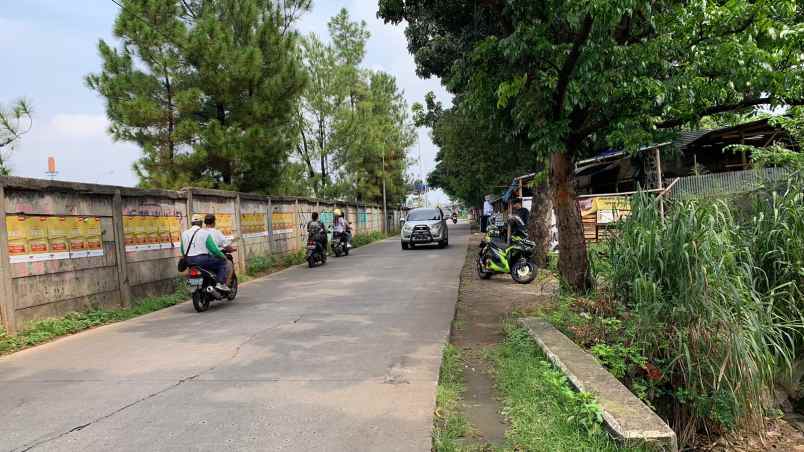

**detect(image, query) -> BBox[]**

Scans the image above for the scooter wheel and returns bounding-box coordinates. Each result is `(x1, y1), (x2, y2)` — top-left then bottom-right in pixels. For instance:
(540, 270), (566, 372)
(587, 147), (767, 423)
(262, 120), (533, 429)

(193, 291), (210, 312)
(511, 259), (537, 284)
(308, 258), (315, 268)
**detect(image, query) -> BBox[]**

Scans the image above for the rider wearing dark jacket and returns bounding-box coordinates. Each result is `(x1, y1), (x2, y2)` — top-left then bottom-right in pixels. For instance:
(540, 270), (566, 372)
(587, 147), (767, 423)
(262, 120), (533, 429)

(307, 212), (328, 249)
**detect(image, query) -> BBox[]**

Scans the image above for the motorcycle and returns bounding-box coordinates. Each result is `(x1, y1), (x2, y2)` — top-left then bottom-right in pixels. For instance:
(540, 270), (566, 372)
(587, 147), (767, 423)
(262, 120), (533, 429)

(451, 213), (458, 224)
(306, 233), (327, 267)
(186, 246), (239, 312)
(476, 217), (537, 284)
(331, 231), (350, 257)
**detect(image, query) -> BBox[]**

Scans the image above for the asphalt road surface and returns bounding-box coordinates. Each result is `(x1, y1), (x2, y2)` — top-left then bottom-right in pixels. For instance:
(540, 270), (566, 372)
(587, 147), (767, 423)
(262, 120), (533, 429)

(0, 224), (470, 452)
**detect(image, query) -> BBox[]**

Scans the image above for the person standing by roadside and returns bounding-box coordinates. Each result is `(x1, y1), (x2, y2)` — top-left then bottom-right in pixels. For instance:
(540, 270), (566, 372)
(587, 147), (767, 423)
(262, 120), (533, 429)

(481, 195), (493, 233)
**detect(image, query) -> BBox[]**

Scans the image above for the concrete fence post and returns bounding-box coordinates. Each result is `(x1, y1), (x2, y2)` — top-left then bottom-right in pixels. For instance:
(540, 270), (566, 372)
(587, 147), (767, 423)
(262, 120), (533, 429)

(0, 184), (18, 334)
(112, 190), (132, 308)
(185, 189), (194, 227)
(267, 197), (273, 257)
(233, 194), (246, 274)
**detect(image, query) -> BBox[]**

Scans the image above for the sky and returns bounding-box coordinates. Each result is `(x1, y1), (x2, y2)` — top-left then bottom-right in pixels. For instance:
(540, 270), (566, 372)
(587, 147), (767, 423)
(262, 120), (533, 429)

(0, 0), (451, 204)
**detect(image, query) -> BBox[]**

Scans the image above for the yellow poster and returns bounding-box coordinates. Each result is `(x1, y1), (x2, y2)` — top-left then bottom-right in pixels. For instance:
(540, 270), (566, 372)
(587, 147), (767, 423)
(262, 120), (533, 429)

(123, 216), (137, 250)
(169, 216), (181, 247)
(271, 212), (294, 235)
(84, 217), (104, 256)
(217, 213), (234, 238)
(28, 216), (49, 260)
(47, 217), (70, 259)
(158, 217), (173, 249)
(145, 216), (160, 248)
(7, 215), (29, 263)
(67, 217), (87, 258)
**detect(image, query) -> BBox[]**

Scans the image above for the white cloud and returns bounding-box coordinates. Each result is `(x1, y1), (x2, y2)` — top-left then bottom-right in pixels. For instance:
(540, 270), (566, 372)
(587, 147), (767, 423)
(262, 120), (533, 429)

(49, 113), (109, 141)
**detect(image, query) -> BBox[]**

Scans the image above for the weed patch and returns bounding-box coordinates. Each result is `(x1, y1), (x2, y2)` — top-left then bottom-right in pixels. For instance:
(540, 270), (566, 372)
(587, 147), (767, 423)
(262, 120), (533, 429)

(491, 325), (644, 452)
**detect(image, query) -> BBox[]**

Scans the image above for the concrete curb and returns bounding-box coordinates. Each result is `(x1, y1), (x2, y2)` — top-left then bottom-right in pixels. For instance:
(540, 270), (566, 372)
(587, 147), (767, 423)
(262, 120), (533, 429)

(518, 317), (678, 452)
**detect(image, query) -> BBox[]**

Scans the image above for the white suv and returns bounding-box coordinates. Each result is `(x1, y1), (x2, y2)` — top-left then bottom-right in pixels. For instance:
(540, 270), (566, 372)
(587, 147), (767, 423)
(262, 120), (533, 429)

(400, 207), (449, 250)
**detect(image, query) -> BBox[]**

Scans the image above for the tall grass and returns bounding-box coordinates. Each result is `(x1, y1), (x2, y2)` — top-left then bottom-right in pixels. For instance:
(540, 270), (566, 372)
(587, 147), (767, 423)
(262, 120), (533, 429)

(607, 191), (801, 446)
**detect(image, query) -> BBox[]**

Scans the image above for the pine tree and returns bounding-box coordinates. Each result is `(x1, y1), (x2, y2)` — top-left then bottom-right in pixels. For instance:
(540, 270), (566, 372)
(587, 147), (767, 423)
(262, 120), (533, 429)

(88, 0), (309, 192)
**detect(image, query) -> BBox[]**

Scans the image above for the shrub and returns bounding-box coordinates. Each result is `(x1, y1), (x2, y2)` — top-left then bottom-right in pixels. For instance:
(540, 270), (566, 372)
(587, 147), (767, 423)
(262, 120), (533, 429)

(607, 192), (800, 446)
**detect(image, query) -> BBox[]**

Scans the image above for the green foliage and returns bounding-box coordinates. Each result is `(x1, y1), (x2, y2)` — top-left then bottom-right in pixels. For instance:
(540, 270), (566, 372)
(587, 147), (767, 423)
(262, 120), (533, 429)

(0, 98), (33, 175)
(379, 0), (804, 289)
(351, 231), (387, 248)
(88, 0), (308, 192)
(295, 9), (415, 204)
(0, 281), (189, 355)
(491, 325), (641, 451)
(432, 344), (472, 452)
(606, 191), (802, 446)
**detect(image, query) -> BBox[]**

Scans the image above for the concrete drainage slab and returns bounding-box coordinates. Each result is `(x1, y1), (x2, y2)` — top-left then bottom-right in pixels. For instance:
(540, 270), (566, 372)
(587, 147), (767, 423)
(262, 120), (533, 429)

(519, 317), (678, 452)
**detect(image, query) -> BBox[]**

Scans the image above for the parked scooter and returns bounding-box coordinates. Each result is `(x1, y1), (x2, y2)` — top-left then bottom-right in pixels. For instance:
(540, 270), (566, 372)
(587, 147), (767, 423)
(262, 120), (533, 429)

(306, 233), (327, 267)
(186, 246), (239, 312)
(331, 231), (350, 257)
(476, 217), (537, 284)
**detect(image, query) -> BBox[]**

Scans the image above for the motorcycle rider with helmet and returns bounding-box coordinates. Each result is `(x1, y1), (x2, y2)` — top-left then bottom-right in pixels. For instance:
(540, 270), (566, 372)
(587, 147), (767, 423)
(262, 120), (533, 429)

(333, 208), (352, 249)
(307, 212), (328, 251)
(181, 214), (231, 292)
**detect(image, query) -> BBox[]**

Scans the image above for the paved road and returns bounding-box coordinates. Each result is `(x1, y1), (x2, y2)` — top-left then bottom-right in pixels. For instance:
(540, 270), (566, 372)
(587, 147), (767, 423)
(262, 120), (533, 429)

(0, 224), (469, 452)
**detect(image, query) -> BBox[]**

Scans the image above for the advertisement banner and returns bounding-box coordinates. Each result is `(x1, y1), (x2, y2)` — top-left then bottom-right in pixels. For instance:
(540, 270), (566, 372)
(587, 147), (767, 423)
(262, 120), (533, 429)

(28, 216), (50, 261)
(241, 212), (268, 238)
(47, 217), (71, 260)
(84, 217), (104, 257)
(271, 212), (294, 235)
(5, 215), (104, 263)
(67, 216), (87, 258)
(7, 215), (29, 263)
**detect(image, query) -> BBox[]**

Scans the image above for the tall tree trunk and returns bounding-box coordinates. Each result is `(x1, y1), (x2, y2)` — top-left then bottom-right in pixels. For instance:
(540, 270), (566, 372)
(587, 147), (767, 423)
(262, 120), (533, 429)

(527, 180), (552, 268)
(550, 152), (591, 291)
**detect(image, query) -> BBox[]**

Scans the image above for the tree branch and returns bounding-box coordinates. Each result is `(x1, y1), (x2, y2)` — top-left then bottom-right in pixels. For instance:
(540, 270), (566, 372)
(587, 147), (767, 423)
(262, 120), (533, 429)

(656, 97), (804, 129)
(552, 15), (594, 119)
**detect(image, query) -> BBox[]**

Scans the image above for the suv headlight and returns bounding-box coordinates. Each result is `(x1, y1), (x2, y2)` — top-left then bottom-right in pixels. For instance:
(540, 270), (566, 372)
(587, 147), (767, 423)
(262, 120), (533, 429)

(402, 224), (413, 233)
(431, 223), (441, 234)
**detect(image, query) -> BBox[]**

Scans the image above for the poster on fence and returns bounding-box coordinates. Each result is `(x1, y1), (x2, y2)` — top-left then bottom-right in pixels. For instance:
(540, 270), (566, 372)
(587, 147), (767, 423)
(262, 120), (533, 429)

(6, 215), (104, 263)
(241, 213), (268, 238)
(271, 211), (294, 235)
(124, 215), (182, 252)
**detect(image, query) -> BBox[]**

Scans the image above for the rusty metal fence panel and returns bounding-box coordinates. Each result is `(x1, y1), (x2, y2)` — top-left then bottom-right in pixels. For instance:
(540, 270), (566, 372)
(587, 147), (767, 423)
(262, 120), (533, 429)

(669, 167), (789, 199)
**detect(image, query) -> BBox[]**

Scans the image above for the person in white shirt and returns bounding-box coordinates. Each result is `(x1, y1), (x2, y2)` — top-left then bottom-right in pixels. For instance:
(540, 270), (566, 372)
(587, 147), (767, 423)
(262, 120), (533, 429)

(180, 214), (230, 292)
(203, 214), (234, 287)
(482, 196), (493, 233)
(333, 208), (352, 248)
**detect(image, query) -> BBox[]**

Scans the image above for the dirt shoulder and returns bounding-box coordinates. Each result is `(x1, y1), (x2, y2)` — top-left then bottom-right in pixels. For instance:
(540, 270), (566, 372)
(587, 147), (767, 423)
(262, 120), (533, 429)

(449, 233), (558, 447)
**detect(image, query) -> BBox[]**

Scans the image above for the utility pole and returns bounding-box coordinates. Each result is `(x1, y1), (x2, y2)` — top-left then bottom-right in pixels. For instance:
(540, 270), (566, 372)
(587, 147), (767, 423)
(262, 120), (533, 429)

(382, 148), (387, 234)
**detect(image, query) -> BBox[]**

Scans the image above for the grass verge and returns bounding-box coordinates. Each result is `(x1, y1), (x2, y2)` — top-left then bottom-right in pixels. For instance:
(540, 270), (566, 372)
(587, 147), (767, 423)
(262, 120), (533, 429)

(490, 324), (645, 452)
(0, 281), (190, 356)
(433, 344), (474, 452)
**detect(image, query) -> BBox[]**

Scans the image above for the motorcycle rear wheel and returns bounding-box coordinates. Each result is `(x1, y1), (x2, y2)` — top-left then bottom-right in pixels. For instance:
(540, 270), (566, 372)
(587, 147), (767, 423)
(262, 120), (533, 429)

(193, 291), (210, 312)
(226, 274), (238, 301)
(511, 259), (537, 284)
(476, 257), (492, 279)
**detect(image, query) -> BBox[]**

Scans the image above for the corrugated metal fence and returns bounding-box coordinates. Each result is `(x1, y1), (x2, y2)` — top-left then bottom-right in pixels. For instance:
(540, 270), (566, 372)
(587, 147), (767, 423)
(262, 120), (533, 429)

(669, 167), (789, 199)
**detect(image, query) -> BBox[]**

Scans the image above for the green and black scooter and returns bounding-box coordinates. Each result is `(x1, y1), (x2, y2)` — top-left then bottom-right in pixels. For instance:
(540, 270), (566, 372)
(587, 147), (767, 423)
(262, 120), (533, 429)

(476, 216), (537, 284)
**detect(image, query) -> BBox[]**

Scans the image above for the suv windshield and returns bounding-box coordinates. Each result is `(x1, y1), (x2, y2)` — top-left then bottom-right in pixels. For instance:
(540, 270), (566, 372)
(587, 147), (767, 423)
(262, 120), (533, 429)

(407, 209), (440, 221)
